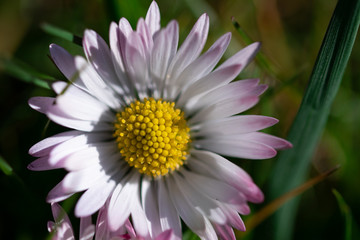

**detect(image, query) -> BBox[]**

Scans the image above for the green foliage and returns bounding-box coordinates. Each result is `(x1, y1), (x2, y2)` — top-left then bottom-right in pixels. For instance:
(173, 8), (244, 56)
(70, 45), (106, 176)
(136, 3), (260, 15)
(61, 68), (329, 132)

(0, 155), (12, 176)
(0, 57), (54, 89)
(268, 0), (360, 239)
(333, 189), (352, 240)
(41, 23), (82, 46)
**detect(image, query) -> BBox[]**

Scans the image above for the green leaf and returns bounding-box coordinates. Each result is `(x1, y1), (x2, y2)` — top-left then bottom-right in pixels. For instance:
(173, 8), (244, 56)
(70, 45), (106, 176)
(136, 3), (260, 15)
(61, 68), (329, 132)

(183, 230), (201, 240)
(333, 189), (352, 240)
(0, 155), (13, 176)
(40, 23), (82, 46)
(268, 0), (360, 239)
(105, 0), (147, 27)
(0, 57), (54, 89)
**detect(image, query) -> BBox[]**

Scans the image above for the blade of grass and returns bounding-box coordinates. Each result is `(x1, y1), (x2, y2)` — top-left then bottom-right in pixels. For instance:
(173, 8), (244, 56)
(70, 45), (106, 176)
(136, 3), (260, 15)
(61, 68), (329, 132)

(232, 18), (279, 80)
(0, 155), (13, 176)
(0, 57), (54, 89)
(40, 23), (82, 46)
(183, 230), (201, 240)
(333, 189), (352, 240)
(268, 0), (360, 239)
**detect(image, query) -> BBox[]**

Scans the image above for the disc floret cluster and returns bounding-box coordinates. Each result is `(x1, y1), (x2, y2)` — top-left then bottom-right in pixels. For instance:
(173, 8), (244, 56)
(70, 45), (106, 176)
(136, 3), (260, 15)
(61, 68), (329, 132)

(114, 98), (190, 177)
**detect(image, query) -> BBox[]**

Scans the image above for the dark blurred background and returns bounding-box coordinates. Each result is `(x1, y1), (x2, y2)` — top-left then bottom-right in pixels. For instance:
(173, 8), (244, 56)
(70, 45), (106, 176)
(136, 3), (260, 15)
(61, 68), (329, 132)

(0, 0), (359, 239)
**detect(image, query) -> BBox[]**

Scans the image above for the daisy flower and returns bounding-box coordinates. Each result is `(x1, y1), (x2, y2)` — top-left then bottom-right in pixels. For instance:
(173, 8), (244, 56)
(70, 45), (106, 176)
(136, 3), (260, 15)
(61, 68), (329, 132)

(29, 1), (291, 239)
(48, 202), (173, 240)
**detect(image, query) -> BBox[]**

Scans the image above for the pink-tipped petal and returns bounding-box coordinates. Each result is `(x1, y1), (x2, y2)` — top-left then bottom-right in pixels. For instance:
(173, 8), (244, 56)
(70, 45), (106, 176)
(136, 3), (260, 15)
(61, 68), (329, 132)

(213, 224), (236, 240)
(178, 64), (243, 109)
(173, 32), (232, 90)
(49, 44), (78, 82)
(195, 137), (277, 159)
(217, 41), (260, 73)
(28, 96), (55, 114)
(83, 29), (118, 86)
(173, 173), (227, 224)
(166, 14), (209, 88)
(151, 20), (179, 84)
(194, 115), (278, 137)
(79, 216), (95, 240)
(187, 79), (262, 112)
(240, 132), (293, 149)
(190, 149), (265, 202)
(189, 96), (259, 124)
(156, 229), (174, 240)
(28, 130), (80, 157)
(27, 156), (65, 171)
(145, 1), (161, 36)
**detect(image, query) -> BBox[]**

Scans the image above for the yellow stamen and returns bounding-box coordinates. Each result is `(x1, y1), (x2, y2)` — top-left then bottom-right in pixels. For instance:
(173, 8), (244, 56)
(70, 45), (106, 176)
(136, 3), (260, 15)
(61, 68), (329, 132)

(114, 98), (190, 177)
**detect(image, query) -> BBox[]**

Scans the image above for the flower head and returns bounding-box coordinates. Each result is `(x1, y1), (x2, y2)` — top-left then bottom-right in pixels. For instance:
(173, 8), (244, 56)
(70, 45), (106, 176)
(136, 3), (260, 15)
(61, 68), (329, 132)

(29, 1), (291, 239)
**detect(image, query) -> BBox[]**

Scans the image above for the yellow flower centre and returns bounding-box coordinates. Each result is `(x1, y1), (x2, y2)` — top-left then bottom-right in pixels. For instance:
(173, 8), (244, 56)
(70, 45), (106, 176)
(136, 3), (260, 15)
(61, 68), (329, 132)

(114, 98), (190, 177)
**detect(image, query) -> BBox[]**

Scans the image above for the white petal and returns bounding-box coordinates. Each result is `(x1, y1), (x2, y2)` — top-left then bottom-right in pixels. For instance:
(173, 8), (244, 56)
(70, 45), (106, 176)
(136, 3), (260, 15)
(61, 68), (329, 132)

(190, 149), (264, 203)
(157, 179), (182, 240)
(28, 96), (55, 114)
(193, 115), (278, 137)
(48, 132), (111, 166)
(185, 79), (261, 112)
(142, 178), (162, 238)
(166, 176), (206, 234)
(75, 176), (117, 217)
(189, 96), (259, 124)
(181, 169), (245, 207)
(51, 81), (110, 111)
(151, 21), (179, 90)
(61, 164), (108, 193)
(194, 137), (277, 159)
(218, 204), (246, 231)
(107, 172), (139, 231)
(216, 42), (260, 72)
(47, 110), (112, 132)
(51, 202), (72, 227)
(237, 132), (293, 149)
(27, 156), (65, 171)
(47, 181), (75, 203)
(83, 29), (125, 96)
(29, 130), (81, 157)
(74, 56), (121, 109)
(49, 44), (78, 81)
(145, 1), (161, 36)
(55, 93), (114, 122)
(173, 173), (227, 224)
(213, 224), (236, 240)
(177, 64), (242, 110)
(62, 143), (117, 171)
(136, 18), (153, 54)
(79, 216), (95, 240)
(172, 32), (231, 93)
(131, 184), (150, 239)
(166, 14), (209, 90)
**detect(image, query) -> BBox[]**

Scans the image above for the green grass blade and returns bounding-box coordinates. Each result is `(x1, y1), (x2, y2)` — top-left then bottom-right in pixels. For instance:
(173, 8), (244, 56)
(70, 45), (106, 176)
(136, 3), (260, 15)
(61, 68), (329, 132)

(0, 57), (54, 89)
(40, 23), (82, 46)
(0, 155), (13, 176)
(232, 19), (278, 79)
(333, 189), (352, 240)
(183, 230), (200, 240)
(268, 0), (360, 239)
